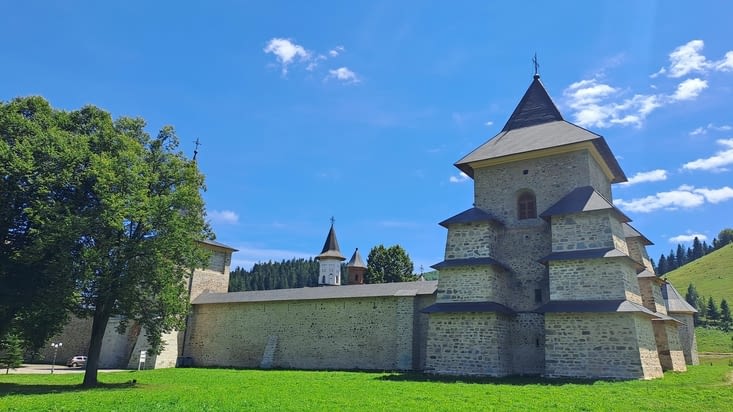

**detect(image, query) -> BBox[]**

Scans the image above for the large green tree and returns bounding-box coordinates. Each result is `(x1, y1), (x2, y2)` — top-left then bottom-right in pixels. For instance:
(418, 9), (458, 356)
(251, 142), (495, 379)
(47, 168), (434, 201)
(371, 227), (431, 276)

(1, 97), (210, 387)
(365, 244), (415, 283)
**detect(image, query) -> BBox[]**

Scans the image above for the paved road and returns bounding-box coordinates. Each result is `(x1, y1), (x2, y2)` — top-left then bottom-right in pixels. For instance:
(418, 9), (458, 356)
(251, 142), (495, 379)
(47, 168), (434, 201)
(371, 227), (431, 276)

(4, 364), (128, 374)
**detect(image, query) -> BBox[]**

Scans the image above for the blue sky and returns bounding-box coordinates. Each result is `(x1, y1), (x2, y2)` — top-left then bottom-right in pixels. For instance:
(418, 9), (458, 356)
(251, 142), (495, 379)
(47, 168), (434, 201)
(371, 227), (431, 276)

(2, 1), (732, 271)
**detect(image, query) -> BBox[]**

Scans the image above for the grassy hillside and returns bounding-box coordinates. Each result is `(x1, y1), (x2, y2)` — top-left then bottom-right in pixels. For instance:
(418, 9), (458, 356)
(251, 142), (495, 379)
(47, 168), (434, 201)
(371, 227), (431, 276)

(665, 243), (733, 303)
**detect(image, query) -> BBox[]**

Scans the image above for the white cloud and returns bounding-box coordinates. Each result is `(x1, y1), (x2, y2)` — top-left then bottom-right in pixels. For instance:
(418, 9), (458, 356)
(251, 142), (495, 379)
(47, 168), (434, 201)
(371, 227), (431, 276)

(263, 38), (310, 75)
(668, 40), (708, 78)
(449, 172), (470, 183)
(614, 185), (733, 212)
(328, 45), (345, 57)
(662, 39), (733, 77)
(485, 120), (494, 127)
(682, 139), (733, 171)
(564, 79), (662, 128)
(619, 169), (668, 186)
(689, 123), (732, 136)
(671, 78), (708, 101)
(649, 66), (666, 78)
(669, 233), (708, 243)
(327, 67), (359, 83)
(208, 209), (239, 225)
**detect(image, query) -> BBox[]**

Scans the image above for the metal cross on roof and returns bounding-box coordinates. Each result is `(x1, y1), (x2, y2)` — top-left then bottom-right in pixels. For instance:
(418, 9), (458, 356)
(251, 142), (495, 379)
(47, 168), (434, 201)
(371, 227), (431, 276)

(532, 53), (540, 78)
(193, 138), (201, 161)
(330, 216), (335, 225)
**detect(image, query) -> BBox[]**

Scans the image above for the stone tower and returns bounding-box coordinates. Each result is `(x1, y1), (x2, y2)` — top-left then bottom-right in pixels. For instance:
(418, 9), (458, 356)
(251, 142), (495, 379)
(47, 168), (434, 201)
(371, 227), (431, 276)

(189, 240), (238, 301)
(316, 223), (345, 286)
(347, 248), (367, 285)
(424, 72), (687, 379)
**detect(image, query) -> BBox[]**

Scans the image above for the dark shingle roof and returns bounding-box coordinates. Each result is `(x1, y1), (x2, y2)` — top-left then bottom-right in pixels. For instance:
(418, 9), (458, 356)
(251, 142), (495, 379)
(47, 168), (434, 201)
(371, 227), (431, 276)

(192, 280), (438, 305)
(537, 299), (659, 317)
(346, 248), (366, 268)
(454, 77), (626, 183)
(539, 248), (644, 271)
(198, 239), (238, 251)
(439, 207), (503, 228)
(502, 75), (563, 132)
(421, 301), (515, 315)
(431, 257), (510, 271)
(316, 224), (345, 261)
(540, 186), (630, 222)
(661, 282), (697, 313)
(622, 223), (653, 245)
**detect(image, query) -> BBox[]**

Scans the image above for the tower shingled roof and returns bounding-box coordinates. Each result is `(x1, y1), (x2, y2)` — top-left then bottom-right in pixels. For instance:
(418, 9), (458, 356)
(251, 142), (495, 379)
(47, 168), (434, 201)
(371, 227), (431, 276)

(347, 248), (366, 268)
(316, 224), (345, 261)
(502, 75), (563, 132)
(454, 75), (627, 183)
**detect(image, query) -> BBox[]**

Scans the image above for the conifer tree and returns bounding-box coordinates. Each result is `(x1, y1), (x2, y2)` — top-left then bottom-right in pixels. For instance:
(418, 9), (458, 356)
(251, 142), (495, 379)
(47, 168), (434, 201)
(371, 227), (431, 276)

(685, 284), (701, 325)
(657, 255), (668, 275)
(707, 297), (720, 322)
(692, 237), (704, 260)
(0, 333), (24, 374)
(720, 299), (732, 332)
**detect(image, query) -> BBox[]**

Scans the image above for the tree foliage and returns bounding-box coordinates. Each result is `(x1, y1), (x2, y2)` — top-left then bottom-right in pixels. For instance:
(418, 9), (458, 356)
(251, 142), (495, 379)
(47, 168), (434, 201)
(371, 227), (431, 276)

(229, 258), (321, 291)
(1, 97), (209, 386)
(0, 333), (24, 374)
(365, 244), (415, 284)
(685, 283), (701, 326)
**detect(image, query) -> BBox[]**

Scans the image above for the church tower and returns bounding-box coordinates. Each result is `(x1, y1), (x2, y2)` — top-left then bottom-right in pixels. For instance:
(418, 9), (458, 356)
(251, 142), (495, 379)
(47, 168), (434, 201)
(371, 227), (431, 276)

(425, 69), (685, 380)
(316, 221), (345, 286)
(346, 248), (367, 285)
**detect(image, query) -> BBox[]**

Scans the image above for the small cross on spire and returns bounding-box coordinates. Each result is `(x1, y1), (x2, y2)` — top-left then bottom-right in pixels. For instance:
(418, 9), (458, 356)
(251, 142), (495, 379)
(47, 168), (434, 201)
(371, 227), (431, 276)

(193, 138), (201, 161)
(330, 216), (336, 226)
(532, 53), (540, 79)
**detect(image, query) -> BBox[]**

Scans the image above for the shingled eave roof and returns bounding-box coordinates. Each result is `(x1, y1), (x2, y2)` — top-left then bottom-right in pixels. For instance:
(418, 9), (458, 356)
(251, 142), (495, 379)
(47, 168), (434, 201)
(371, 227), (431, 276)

(622, 222), (654, 245)
(661, 282), (697, 313)
(439, 207), (504, 228)
(539, 186), (631, 222)
(453, 77), (626, 183)
(431, 257), (511, 272)
(198, 239), (238, 251)
(421, 301), (515, 315)
(192, 280), (438, 305)
(537, 299), (662, 318)
(316, 224), (345, 261)
(346, 248), (367, 268)
(539, 248), (645, 271)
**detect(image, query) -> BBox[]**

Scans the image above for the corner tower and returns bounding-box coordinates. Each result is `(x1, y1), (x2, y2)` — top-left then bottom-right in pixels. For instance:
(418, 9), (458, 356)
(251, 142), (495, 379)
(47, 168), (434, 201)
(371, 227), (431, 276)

(426, 70), (684, 380)
(316, 222), (345, 286)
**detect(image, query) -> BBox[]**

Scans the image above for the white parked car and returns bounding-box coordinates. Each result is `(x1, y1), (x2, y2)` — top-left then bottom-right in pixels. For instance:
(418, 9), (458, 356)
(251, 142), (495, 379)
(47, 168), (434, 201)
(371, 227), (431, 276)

(66, 355), (87, 367)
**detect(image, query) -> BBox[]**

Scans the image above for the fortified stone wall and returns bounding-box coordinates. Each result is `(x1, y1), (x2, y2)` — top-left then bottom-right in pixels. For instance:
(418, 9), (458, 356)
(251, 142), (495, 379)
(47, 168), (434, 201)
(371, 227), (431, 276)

(495, 224), (550, 311)
(626, 237), (654, 272)
(473, 150), (610, 225)
(551, 212), (617, 252)
(549, 259), (641, 303)
(545, 312), (662, 379)
(444, 221), (500, 259)
(186, 294), (433, 371)
(435, 267), (509, 304)
(510, 313), (545, 375)
(653, 321), (686, 371)
(425, 312), (512, 376)
(673, 313), (699, 365)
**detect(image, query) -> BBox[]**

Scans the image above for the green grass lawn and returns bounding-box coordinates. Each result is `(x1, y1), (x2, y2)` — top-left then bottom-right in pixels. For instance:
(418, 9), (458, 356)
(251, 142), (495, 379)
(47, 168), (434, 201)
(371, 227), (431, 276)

(1, 359), (732, 412)
(697, 327), (733, 353)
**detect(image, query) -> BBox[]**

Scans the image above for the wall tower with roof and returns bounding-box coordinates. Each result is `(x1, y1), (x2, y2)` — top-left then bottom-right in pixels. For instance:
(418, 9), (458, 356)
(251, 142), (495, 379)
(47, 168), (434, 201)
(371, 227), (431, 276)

(316, 222), (345, 286)
(346, 248), (367, 285)
(425, 72), (691, 379)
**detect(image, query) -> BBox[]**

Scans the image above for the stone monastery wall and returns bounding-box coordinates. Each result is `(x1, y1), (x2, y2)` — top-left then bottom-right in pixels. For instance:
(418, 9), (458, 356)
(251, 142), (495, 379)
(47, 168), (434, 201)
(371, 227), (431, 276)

(186, 294), (434, 371)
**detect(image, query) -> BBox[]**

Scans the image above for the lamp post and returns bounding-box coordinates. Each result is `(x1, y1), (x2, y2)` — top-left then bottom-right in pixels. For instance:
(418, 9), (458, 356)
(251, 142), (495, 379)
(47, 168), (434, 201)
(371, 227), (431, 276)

(51, 342), (62, 374)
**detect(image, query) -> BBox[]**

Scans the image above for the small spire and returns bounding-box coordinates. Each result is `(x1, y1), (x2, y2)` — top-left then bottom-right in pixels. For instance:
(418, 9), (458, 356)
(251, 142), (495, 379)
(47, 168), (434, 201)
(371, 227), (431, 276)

(330, 216), (336, 226)
(193, 138), (201, 161)
(532, 53), (540, 79)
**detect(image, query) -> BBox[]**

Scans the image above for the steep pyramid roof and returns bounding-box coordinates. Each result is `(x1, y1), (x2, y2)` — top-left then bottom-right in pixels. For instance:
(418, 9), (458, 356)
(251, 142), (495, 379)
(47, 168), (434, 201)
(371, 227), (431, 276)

(316, 224), (345, 261)
(502, 75), (563, 131)
(346, 248), (367, 268)
(661, 282), (697, 313)
(539, 186), (630, 222)
(454, 75), (626, 183)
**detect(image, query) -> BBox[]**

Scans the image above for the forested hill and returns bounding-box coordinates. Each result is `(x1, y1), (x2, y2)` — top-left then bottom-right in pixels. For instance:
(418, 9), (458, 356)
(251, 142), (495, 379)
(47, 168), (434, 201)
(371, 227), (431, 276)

(229, 258), (321, 292)
(665, 243), (733, 304)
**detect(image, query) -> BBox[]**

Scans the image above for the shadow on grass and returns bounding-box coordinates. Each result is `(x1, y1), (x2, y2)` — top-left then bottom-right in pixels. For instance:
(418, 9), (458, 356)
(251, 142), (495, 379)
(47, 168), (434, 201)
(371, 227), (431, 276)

(0, 380), (141, 396)
(376, 372), (603, 386)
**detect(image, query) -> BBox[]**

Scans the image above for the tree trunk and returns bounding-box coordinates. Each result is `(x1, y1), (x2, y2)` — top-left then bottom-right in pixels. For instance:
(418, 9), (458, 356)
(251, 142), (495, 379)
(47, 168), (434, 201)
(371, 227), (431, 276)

(82, 300), (111, 387)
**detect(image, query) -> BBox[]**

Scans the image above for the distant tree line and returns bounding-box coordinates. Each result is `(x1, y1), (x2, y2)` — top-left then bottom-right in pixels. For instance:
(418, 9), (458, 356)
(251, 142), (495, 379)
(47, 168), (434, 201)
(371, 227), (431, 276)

(685, 284), (732, 332)
(655, 228), (733, 275)
(228, 244), (416, 292)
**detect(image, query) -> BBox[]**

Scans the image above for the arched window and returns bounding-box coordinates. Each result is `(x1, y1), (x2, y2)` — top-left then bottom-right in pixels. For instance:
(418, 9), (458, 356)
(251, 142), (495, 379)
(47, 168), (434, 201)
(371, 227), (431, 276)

(518, 191), (537, 220)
